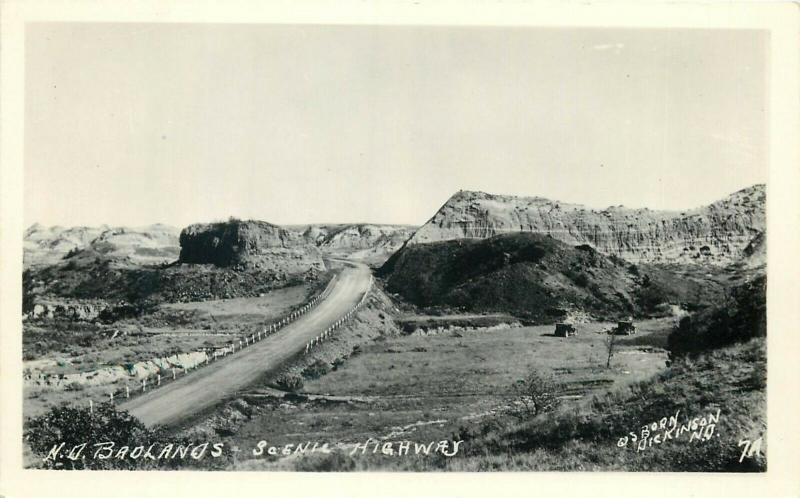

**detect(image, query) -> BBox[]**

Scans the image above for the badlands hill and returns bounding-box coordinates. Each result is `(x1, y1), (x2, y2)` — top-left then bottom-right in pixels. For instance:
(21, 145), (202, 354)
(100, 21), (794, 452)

(178, 220), (416, 271)
(23, 219), (410, 317)
(407, 185), (765, 266)
(290, 223), (416, 263)
(24, 224), (180, 268)
(380, 232), (643, 322)
(179, 219), (325, 273)
(378, 232), (738, 322)
(25, 221), (416, 269)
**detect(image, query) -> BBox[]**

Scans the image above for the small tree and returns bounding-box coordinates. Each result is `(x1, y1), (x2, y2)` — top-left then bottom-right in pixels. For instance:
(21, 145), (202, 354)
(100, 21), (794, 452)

(275, 372), (304, 392)
(302, 359), (331, 379)
(512, 369), (561, 419)
(604, 330), (618, 369)
(27, 403), (156, 470)
(25, 403), (228, 470)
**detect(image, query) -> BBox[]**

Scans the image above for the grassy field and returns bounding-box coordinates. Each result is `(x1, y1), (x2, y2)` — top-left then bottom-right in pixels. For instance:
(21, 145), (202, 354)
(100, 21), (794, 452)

(442, 337), (767, 472)
(204, 318), (764, 472)
(212, 318), (672, 470)
(148, 284), (314, 329)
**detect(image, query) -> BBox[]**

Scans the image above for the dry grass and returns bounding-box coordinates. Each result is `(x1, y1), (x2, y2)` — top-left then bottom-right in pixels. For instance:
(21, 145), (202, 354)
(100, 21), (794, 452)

(222, 318), (671, 470)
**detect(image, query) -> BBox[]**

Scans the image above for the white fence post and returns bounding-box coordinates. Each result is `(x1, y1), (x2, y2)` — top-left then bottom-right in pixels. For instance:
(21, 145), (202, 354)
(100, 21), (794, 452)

(172, 368), (176, 380)
(89, 399), (93, 414)
(126, 386), (130, 398)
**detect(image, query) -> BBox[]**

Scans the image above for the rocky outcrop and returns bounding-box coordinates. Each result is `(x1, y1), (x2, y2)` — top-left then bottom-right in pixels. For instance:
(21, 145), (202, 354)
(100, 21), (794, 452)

(179, 219), (325, 272)
(27, 300), (105, 321)
(407, 185), (765, 265)
(742, 231), (766, 269)
(24, 350), (213, 390)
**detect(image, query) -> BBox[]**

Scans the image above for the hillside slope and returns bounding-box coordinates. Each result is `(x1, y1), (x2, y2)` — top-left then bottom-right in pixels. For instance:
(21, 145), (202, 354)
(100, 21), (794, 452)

(379, 232), (644, 322)
(407, 185), (765, 265)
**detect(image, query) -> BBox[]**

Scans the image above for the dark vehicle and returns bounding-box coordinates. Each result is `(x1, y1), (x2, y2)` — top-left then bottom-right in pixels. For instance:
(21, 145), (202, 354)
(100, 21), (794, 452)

(555, 323), (577, 337)
(613, 321), (637, 335)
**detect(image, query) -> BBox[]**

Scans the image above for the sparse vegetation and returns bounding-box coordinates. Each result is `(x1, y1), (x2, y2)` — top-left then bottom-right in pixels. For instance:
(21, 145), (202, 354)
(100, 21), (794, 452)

(302, 359), (331, 379)
(274, 373), (304, 392)
(511, 370), (561, 419)
(668, 275), (766, 357)
(448, 338), (765, 472)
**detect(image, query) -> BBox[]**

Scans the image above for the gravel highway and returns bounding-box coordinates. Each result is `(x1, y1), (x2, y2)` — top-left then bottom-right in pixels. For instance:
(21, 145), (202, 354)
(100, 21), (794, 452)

(120, 261), (372, 427)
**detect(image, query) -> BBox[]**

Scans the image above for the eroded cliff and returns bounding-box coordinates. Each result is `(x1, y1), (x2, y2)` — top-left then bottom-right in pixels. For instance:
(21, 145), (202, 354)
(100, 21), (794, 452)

(407, 185), (765, 265)
(178, 219), (325, 273)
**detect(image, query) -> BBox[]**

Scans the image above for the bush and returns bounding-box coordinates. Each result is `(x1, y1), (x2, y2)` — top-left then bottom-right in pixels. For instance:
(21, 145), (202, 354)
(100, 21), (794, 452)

(25, 403), (207, 470)
(511, 369), (561, 420)
(302, 359), (331, 379)
(275, 372), (304, 392)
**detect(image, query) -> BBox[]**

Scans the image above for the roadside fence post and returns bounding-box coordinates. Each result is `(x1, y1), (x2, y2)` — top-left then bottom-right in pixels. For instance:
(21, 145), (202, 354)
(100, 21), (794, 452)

(126, 386), (130, 398)
(89, 399), (93, 414)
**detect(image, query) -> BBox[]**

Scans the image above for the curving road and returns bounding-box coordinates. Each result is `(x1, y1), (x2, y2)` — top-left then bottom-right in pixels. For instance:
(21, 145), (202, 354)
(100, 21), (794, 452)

(119, 260), (372, 427)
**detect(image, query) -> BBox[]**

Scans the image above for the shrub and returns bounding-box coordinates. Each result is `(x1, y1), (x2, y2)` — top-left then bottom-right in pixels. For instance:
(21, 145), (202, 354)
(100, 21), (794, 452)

(275, 373), (304, 392)
(511, 369), (561, 420)
(302, 359), (331, 379)
(25, 403), (197, 470)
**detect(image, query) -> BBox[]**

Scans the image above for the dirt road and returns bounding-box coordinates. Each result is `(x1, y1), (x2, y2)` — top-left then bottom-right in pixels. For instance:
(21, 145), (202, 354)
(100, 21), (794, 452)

(119, 261), (372, 427)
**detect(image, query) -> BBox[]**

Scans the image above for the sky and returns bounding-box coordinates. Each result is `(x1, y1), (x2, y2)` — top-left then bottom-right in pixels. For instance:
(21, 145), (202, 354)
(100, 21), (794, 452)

(24, 24), (767, 228)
